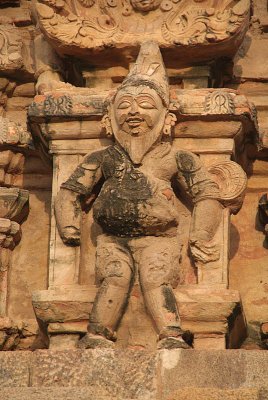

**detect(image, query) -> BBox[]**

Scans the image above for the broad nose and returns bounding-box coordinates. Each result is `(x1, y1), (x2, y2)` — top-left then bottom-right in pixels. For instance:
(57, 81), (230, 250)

(129, 100), (139, 114)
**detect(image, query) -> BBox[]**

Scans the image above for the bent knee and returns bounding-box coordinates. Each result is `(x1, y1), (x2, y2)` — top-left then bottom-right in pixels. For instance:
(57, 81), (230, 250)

(106, 272), (133, 288)
(96, 257), (133, 288)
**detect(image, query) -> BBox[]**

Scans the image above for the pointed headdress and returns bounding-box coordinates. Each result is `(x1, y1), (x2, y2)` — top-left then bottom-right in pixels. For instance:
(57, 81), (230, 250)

(119, 41), (169, 107)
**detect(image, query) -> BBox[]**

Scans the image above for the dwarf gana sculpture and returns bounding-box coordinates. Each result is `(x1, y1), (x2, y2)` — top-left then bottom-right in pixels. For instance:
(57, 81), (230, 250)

(55, 41), (223, 349)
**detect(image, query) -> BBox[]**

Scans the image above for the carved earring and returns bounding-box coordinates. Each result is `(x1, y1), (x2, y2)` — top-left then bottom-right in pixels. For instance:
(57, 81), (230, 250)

(163, 112), (177, 136)
(101, 113), (113, 137)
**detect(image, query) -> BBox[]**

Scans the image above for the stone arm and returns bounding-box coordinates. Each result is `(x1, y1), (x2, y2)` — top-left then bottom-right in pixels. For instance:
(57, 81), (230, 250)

(175, 150), (223, 264)
(55, 150), (104, 246)
(34, 34), (73, 94)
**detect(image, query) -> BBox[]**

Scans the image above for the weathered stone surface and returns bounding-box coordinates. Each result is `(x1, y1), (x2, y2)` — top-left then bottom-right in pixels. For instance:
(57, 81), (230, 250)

(229, 193), (268, 343)
(193, 335), (226, 350)
(31, 349), (158, 399)
(165, 388), (260, 400)
(176, 287), (240, 323)
(13, 83), (35, 98)
(159, 350), (268, 398)
(0, 350), (267, 399)
(6, 97), (34, 111)
(0, 351), (31, 386)
(0, 5), (32, 27)
(0, 387), (262, 400)
(9, 191), (51, 324)
(32, 286), (96, 323)
(0, 388), (127, 400)
(49, 334), (80, 350)
(234, 35), (268, 80)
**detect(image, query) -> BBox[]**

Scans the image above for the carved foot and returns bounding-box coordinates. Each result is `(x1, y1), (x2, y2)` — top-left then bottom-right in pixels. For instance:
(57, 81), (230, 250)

(37, 80), (75, 95)
(157, 336), (191, 350)
(77, 333), (115, 349)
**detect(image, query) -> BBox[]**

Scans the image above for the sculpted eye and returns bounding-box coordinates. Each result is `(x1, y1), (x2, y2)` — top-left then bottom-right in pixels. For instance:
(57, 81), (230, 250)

(118, 101), (131, 109)
(139, 101), (156, 109)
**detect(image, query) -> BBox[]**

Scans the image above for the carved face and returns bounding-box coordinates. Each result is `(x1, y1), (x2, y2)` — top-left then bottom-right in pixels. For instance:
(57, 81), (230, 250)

(110, 85), (167, 164)
(114, 85), (163, 137)
(130, 0), (161, 12)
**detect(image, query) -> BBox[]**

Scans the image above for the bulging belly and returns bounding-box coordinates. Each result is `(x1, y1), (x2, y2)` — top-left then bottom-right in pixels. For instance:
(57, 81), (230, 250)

(93, 181), (179, 237)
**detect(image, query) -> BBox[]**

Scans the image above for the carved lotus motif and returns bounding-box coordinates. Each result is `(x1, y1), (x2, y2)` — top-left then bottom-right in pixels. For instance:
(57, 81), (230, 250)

(0, 188), (29, 222)
(35, 0), (250, 66)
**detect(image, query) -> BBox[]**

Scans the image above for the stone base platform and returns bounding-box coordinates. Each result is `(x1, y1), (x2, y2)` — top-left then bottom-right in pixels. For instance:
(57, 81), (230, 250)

(1, 387), (266, 400)
(1, 350), (268, 400)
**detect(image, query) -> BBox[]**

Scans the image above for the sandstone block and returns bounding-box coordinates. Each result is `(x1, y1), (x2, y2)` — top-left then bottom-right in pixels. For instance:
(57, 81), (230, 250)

(165, 387), (260, 400)
(49, 334), (80, 350)
(234, 36), (268, 80)
(48, 321), (88, 334)
(0, 387), (130, 400)
(6, 97), (33, 111)
(32, 286), (96, 323)
(31, 349), (158, 399)
(193, 334), (226, 350)
(159, 350), (245, 398)
(13, 83), (35, 97)
(176, 287), (240, 323)
(159, 350), (268, 399)
(0, 351), (31, 387)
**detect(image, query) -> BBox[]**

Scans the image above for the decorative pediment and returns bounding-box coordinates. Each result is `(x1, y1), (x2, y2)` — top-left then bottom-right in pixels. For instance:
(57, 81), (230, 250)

(34, 0), (250, 66)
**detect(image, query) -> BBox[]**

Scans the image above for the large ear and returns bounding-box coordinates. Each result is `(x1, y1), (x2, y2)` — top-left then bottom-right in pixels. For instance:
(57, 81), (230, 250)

(163, 112), (177, 136)
(101, 108), (113, 137)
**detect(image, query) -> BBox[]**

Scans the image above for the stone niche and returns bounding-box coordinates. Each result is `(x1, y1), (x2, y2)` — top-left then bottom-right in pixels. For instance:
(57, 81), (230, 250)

(29, 82), (258, 350)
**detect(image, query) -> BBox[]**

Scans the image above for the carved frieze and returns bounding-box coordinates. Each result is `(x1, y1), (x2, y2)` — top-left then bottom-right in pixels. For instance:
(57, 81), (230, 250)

(34, 0), (250, 65)
(28, 88), (257, 128)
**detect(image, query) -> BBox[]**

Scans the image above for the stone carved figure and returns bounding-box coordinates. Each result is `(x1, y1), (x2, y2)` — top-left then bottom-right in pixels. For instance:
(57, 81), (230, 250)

(55, 41), (223, 349)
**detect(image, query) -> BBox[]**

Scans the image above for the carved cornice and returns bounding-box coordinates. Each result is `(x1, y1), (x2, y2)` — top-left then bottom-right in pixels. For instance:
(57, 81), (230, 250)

(34, 0), (250, 65)
(28, 88), (259, 169)
(28, 88), (258, 130)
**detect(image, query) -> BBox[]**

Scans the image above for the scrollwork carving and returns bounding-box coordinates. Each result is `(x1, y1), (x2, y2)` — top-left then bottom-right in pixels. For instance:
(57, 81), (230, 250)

(34, 0), (250, 62)
(162, 0), (250, 45)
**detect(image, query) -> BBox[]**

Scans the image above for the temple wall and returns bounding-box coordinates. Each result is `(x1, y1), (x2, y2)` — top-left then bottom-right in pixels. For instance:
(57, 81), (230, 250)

(0, 0), (267, 351)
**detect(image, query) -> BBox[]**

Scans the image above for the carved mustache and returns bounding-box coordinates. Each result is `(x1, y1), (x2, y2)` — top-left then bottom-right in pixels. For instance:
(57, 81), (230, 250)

(119, 113), (153, 127)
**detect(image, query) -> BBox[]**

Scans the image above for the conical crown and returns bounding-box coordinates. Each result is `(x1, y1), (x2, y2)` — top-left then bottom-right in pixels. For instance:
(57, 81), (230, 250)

(120, 41), (169, 107)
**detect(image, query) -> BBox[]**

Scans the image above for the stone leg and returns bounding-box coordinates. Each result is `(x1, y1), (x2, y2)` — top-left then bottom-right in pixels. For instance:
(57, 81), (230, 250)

(84, 235), (134, 347)
(131, 236), (190, 349)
